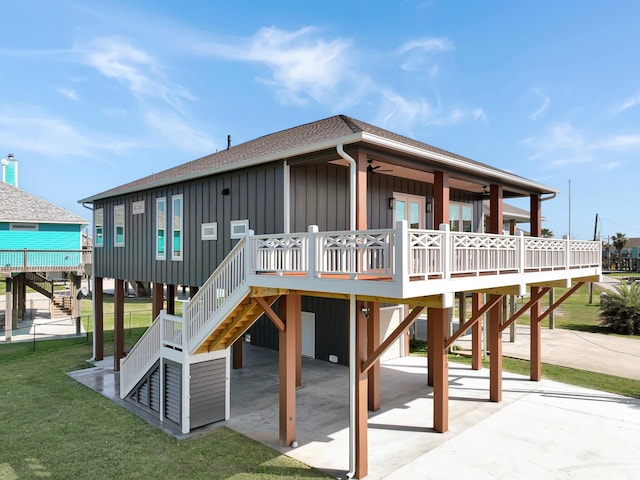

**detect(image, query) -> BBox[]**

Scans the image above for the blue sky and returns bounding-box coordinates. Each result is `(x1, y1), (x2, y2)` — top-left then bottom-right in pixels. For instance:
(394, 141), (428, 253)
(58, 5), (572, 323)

(1, 0), (639, 241)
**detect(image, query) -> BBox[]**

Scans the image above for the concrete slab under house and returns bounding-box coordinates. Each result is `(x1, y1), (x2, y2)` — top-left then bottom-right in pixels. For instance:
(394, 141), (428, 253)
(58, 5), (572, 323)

(77, 115), (601, 479)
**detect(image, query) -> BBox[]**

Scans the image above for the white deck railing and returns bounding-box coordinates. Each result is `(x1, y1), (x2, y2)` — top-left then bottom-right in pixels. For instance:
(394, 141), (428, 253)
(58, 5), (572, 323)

(248, 222), (601, 282)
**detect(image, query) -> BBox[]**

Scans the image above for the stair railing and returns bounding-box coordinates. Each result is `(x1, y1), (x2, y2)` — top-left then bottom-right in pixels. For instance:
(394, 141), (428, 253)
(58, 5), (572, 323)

(183, 237), (248, 352)
(120, 313), (162, 398)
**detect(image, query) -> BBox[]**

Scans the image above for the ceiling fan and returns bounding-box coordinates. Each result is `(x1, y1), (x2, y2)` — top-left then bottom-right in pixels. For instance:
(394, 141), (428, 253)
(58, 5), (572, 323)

(367, 159), (393, 174)
(481, 185), (490, 197)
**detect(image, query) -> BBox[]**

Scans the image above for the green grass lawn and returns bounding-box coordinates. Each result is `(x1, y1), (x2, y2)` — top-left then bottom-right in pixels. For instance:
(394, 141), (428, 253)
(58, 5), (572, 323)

(0, 336), (330, 480)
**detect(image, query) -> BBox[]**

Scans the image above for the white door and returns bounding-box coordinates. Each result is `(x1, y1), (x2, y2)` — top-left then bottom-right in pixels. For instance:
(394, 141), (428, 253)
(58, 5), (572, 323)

(393, 192), (426, 228)
(301, 312), (315, 358)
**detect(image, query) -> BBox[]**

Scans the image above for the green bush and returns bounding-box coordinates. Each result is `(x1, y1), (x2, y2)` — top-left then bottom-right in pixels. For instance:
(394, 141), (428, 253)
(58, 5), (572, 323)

(599, 282), (640, 334)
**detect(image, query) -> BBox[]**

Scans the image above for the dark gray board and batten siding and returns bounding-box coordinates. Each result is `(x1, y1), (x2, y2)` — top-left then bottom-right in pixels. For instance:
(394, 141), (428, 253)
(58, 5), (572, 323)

(93, 163), (285, 287)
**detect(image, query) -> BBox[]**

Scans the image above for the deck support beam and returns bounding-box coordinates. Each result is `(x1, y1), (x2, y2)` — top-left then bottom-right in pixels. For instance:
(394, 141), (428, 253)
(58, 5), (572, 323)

(4, 277), (12, 341)
(471, 293), (482, 370)
(429, 306), (449, 433)
(489, 294), (503, 402)
(530, 286), (542, 381)
(365, 301), (380, 411)
(166, 284), (175, 315)
(93, 277), (104, 361)
(232, 339), (243, 369)
(152, 282), (164, 319)
(113, 278), (125, 372)
(354, 296), (369, 478)
(279, 294), (300, 447)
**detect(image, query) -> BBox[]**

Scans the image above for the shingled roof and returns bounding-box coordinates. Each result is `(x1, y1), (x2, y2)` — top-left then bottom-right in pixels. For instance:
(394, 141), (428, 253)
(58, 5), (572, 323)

(0, 181), (88, 224)
(80, 114), (555, 203)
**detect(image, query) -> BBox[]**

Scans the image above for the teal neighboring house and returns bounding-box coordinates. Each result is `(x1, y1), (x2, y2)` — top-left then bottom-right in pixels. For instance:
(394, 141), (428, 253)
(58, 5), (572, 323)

(1, 155), (88, 338)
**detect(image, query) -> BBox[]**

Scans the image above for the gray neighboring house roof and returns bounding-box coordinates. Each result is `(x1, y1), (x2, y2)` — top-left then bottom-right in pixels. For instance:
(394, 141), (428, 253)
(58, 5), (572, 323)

(80, 115), (558, 204)
(0, 181), (88, 225)
(482, 200), (547, 223)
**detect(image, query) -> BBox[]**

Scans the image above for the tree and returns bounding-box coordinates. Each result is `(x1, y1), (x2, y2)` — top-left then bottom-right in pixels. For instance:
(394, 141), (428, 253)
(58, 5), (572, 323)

(599, 282), (640, 334)
(611, 233), (628, 270)
(541, 228), (553, 238)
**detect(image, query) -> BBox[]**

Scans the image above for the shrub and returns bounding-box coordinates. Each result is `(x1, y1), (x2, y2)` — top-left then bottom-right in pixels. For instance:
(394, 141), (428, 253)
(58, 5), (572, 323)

(599, 282), (640, 334)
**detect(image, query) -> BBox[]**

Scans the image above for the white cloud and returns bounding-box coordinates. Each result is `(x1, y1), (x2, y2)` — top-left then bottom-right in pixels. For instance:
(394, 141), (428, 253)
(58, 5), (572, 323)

(56, 87), (79, 101)
(614, 91), (640, 113)
(194, 26), (354, 105)
(0, 104), (137, 163)
(376, 88), (484, 131)
(82, 37), (195, 110)
(524, 122), (640, 170)
(530, 88), (550, 122)
(397, 37), (453, 54)
(397, 36), (453, 74)
(145, 110), (217, 154)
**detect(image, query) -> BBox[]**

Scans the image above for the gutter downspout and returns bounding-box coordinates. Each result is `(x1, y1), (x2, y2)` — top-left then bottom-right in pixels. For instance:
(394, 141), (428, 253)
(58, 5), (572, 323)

(337, 144), (357, 477)
(336, 144), (357, 231)
(540, 193), (556, 202)
(81, 201), (98, 360)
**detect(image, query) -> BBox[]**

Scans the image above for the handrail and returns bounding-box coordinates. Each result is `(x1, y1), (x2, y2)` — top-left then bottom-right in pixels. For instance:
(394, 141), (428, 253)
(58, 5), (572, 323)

(184, 237), (248, 350)
(120, 314), (162, 398)
(0, 248), (89, 272)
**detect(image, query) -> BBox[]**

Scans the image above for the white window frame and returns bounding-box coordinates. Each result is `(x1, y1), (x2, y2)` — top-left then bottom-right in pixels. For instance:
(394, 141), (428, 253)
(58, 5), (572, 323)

(449, 202), (473, 232)
(114, 204), (125, 247)
(171, 194), (183, 261)
(156, 197), (166, 260)
(201, 222), (218, 241)
(94, 208), (103, 247)
(392, 192), (426, 229)
(230, 219), (249, 239)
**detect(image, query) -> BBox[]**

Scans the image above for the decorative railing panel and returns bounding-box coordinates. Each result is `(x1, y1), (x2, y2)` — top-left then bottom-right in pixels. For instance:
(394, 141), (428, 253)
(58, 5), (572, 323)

(524, 238), (566, 270)
(451, 233), (519, 274)
(570, 240), (602, 267)
(316, 230), (395, 278)
(408, 230), (444, 276)
(251, 234), (308, 273)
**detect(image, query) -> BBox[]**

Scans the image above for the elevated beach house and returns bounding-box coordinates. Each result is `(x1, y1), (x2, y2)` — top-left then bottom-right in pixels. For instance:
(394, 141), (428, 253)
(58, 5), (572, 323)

(1, 155), (89, 339)
(79, 115), (600, 478)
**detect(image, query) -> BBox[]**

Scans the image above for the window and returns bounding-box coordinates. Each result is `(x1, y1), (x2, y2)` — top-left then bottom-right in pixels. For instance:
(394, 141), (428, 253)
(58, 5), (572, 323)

(94, 209), (103, 247)
(201, 222), (217, 240)
(230, 219), (249, 239)
(393, 193), (426, 229)
(10, 223), (38, 231)
(171, 195), (183, 260)
(156, 198), (166, 260)
(114, 205), (125, 247)
(449, 203), (473, 232)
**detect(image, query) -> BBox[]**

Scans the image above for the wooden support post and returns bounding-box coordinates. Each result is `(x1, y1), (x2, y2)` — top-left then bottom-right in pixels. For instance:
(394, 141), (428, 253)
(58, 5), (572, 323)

(294, 296), (302, 388)
(94, 277), (104, 361)
(509, 295), (517, 342)
(166, 284), (175, 315)
(152, 283), (164, 319)
(366, 301), (380, 412)
(279, 295), (300, 447)
(489, 294), (503, 402)
(530, 286), (542, 381)
(232, 338), (243, 369)
(355, 297), (369, 478)
(427, 316), (434, 386)
(548, 288), (555, 329)
(430, 307), (449, 433)
(471, 293), (482, 370)
(113, 279), (125, 372)
(5, 277), (13, 341)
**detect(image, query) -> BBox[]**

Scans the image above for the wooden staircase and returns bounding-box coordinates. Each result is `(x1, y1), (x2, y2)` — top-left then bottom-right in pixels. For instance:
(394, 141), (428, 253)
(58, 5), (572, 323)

(51, 296), (73, 318)
(194, 295), (279, 354)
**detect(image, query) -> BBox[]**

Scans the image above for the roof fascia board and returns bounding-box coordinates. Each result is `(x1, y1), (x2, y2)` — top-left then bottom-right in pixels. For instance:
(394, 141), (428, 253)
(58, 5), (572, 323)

(2, 219), (89, 225)
(79, 132), (364, 203)
(361, 132), (559, 195)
